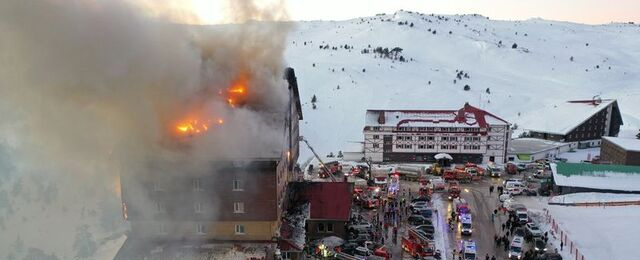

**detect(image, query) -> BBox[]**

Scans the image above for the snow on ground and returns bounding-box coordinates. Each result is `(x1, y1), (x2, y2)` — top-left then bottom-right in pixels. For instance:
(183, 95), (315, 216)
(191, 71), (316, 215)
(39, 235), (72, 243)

(516, 196), (640, 260)
(285, 11), (640, 161)
(558, 147), (599, 163)
(549, 192), (640, 204)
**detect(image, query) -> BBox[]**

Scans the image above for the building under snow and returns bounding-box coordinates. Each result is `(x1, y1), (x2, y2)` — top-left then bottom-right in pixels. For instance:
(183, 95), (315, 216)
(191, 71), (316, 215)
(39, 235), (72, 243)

(507, 138), (572, 163)
(551, 162), (640, 194)
(526, 99), (623, 149)
(363, 103), (510, 164)
(600, 136), (640, 166)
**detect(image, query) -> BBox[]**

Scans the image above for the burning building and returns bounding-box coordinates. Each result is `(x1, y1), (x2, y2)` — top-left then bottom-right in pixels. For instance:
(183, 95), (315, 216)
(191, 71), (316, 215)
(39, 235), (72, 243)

(119, 68), (302, 247)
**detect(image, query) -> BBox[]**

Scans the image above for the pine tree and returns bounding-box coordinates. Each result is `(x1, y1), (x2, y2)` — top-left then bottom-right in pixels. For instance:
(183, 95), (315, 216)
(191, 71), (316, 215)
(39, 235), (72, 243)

(463, 85), (470, 91)
(311, 95), (317, 103)
(636, 129), (640, 139)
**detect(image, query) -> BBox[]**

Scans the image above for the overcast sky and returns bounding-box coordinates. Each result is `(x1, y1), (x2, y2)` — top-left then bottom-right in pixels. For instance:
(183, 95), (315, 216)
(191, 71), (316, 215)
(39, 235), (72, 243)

(285, 0), (640, 24)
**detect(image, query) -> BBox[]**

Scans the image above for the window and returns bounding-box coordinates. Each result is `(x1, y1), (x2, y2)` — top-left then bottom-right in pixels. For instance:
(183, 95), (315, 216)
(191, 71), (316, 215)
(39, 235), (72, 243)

(235, 224), (245, 234)
(193, 178), (202, 191)
(426, 127), (434, 131)
(395, 144), (402, 149)
(318, 223), (326, 232)
(427, 145), (434, 149)
(233, 180), (244, 191)
(427, 136), (435, 141)
(373, 135), (380, 139)
(373, 143), (379, 148)
(450, 137), (458, 141)
(450, 145), (457, 149)
(195, 202), (203, 213)
(155, 200), (165, 212)
(158, 223), (167, 234)
(418, 127), (426, 131)
(234, 202), (245, 213)
(441, 137), (448, 141)
(196, 224), (206, 234)
(405, 144), (412, 149)
(153, 181), (163, 191)
(441, 145), (448, 149)
(418, 145), (426, 149)
(418, 136), (426, 141)
(327, 223), (334, 232)
(282, 252), (292, 260)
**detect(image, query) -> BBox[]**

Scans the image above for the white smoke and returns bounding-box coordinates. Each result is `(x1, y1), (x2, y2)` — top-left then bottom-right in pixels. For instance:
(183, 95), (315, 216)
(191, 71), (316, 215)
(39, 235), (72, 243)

(0, 0), (291, 258)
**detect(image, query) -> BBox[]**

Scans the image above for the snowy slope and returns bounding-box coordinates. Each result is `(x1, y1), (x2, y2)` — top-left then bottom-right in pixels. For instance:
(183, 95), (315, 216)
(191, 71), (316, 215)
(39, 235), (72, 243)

(284, 11), (640, 160)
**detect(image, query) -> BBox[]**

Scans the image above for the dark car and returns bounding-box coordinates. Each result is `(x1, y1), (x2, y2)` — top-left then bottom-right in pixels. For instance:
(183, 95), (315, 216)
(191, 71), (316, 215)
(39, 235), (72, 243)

(414, 224), (435, 234)
(411, 196), (431, 203)
(408, 215), (431, 225)
(514, 227), (526, 237)
(524, 189), (538, 196)
(415, 229), (435, 240)
(533, 238), (547, 253)
(535, 253), (562, 260)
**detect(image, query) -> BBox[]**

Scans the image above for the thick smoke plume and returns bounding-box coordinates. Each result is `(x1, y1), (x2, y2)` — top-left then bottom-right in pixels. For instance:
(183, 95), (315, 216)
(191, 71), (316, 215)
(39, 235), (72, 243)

(0, 0), (291, 258)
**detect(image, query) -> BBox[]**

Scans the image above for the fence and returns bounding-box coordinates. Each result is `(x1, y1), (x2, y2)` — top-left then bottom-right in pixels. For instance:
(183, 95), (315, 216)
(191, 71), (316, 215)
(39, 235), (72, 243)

(542, 208), (587, 260)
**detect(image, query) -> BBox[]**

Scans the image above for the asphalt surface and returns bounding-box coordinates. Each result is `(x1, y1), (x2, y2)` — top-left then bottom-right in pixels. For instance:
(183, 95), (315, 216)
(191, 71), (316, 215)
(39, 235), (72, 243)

(345, 169), (544, 260)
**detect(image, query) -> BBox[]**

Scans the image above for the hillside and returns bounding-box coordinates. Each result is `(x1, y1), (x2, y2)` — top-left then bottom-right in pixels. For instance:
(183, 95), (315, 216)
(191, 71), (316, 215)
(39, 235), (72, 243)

(284, 11), (640, 160)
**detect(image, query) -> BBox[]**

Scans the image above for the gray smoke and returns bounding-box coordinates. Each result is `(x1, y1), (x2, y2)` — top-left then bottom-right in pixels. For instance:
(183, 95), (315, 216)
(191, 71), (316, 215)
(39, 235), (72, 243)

(0, 0), (291, 258)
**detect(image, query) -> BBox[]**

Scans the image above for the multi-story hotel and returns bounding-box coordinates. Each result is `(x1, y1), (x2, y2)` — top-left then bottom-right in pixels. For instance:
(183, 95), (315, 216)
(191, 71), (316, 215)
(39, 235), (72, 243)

(363, 103), (510, 164)
(119, 68), (302, 245)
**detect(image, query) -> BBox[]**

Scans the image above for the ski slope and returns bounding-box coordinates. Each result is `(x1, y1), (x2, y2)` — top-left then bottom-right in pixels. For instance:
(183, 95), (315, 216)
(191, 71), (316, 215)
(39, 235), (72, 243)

(284, 11), (640, 160)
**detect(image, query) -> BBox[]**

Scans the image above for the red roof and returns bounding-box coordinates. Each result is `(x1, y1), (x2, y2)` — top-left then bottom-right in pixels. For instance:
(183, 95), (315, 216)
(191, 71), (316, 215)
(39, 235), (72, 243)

(299, 182), (353, 221)
(394, 103), (508, 128)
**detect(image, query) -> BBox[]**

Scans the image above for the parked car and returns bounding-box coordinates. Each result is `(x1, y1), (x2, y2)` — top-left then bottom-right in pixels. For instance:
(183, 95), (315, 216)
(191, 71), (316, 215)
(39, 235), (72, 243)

(514, 227), (526, 238)
(408, 215), (431, 225)
(414, 224), (435, 234)
(533, 238), (547, 253)
(523, 188), (538, 196)
(525, 223), (542, 237)
(411, 196), (431, 203)
(348, 234), (372, 245)
(414, 229), (434, 240)
(535, 252), (563, 260)
(410, 201), (429, 208)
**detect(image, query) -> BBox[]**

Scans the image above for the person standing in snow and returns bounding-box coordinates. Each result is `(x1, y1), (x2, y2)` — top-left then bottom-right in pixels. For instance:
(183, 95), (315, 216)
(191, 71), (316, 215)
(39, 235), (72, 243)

(489, 185), (494, 194)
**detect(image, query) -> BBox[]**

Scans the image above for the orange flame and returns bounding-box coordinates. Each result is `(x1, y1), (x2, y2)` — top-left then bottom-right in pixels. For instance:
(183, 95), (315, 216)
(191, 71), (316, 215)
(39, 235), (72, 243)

(176, 119), (212, 135)
(225, 76), (249, 107)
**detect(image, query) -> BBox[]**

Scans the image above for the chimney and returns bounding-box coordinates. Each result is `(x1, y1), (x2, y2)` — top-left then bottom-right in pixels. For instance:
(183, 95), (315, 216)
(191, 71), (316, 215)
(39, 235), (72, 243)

(378, 111), (385, 124)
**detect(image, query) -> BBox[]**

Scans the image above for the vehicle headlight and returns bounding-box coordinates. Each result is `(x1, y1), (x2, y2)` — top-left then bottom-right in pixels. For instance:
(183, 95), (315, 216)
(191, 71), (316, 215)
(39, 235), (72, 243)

(508, 253), (512, 257)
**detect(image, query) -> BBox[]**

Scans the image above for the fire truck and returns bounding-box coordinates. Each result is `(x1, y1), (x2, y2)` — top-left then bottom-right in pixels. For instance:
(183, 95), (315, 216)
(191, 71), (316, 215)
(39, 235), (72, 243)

(453, 198), (470, 215)
(443, 170), (457, 181)
(448, 182), (460, 200)
(401, 228), (435, 258)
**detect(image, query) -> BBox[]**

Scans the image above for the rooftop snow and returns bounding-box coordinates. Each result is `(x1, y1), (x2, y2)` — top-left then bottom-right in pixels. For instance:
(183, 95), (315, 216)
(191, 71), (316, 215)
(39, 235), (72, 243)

(602, 136), (640, 152)
(365, 103), (508, 128)
(508, 138), (570, 154)
(551, 162), (640, 191)
(524, 99), (617, 135)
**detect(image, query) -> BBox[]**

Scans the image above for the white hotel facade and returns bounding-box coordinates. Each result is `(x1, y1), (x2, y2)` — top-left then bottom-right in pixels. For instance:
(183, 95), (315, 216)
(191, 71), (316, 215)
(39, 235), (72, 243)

(363, 103), (511, 164)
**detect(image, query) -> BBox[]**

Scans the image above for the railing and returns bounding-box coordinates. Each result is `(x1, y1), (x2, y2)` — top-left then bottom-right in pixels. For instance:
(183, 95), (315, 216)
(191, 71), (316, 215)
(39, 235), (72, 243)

(543, 208), (587, 260)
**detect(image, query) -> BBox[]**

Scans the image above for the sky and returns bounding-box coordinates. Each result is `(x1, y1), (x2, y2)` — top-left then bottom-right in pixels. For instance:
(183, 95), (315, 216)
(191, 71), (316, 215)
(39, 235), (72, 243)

(287, 0), (640, 24)
(162, 0), (640, 25)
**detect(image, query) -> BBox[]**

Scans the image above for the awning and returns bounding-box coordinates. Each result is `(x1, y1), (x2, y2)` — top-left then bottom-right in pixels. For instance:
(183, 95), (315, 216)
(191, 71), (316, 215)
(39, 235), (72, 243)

(434, 153), (453, 160)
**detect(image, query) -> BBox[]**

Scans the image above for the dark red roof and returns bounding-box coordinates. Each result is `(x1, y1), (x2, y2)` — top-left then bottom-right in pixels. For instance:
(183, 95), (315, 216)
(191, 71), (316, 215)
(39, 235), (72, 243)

(299, 182), (353, 221)
(393, 103), (508, 128)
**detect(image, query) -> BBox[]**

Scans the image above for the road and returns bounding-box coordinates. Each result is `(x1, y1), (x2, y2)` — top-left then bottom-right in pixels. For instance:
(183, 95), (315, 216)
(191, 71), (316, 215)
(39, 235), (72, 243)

(352, 170), (541, 260)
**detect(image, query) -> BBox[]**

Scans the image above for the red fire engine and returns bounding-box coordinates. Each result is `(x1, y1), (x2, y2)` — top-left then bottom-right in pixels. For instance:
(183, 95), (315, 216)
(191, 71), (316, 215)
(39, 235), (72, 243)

(401, 228), (435, 258)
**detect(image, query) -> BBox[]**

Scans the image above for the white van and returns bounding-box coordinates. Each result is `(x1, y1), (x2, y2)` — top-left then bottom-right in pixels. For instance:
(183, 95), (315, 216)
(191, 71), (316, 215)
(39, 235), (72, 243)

(460, 214), (473, 235)
(508, 237), (524, 259)
(461, 240), (477, 260)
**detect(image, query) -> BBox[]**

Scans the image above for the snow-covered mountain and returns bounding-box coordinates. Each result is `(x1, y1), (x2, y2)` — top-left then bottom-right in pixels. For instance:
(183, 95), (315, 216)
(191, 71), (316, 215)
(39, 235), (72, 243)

(284, 10), (640, 161)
